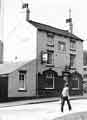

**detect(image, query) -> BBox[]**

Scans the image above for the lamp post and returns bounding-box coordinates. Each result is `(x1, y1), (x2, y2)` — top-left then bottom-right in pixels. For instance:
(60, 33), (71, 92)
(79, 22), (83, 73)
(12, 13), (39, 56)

(62, 65), (71, 84)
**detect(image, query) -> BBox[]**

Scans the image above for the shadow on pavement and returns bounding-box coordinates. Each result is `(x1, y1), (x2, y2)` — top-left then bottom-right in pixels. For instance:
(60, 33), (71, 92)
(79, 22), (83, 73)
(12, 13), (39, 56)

(53, 111), (87, 120)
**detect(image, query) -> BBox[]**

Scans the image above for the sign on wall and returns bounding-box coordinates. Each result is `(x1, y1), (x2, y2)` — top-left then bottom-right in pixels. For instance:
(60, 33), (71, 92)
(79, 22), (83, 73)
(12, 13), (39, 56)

(41, 51), (48, 64)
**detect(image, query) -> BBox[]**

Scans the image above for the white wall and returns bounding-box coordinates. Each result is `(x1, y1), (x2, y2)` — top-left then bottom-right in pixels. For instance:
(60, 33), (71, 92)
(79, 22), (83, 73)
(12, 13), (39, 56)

(1, 0), (37, 62)
(4, 21), (37, 62)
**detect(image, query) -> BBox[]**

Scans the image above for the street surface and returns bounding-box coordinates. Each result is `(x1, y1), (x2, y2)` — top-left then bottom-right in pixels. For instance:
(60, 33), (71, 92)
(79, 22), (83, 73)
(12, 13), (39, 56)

(0, 99), (87, 120)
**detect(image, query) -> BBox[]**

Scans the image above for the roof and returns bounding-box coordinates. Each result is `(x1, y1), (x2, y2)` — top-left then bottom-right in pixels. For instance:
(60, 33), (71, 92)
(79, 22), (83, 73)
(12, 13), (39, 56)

(29, 20), (83, 41)
(0, 62), (26, 75)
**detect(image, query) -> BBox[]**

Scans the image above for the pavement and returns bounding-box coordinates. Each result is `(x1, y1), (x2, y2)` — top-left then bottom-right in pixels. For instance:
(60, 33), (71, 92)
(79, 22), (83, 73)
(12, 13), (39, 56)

(0, 98), (87, 120)
(0, 94), (87, 108)
(0, 96), (87, 120)
(54, 112), (87, 120)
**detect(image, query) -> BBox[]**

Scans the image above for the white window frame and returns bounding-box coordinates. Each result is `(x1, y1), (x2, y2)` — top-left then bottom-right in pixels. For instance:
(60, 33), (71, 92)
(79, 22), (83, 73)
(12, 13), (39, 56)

(58, 41), (66, 51)
(18, 71), (26, 91)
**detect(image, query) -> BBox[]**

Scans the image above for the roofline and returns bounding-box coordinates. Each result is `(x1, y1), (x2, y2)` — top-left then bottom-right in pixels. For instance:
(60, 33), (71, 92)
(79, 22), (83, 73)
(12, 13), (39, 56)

(38, 28), (83, 42)
(28, 20), (84, 42)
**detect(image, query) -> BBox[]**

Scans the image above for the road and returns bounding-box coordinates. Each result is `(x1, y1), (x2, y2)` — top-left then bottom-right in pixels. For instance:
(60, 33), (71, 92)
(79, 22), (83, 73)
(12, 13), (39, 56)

(0, 99), (87, 120)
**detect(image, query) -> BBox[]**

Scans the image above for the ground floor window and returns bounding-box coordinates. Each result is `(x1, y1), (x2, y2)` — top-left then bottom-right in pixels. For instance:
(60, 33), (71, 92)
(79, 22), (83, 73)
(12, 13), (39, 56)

(18, 70), (27, 91)
(72, 76), (79, 90)
(45, 73), (55, 89)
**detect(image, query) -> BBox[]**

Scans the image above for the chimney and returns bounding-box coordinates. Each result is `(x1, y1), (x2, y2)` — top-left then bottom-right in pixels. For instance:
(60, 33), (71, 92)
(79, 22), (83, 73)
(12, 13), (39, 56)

(22, 3), (30, 21)
(0, 40), (3, 64)
(66, 8), (73, 33)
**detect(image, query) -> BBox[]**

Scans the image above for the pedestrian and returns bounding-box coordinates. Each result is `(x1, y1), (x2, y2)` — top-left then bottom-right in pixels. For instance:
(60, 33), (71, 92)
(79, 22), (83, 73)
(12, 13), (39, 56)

(61, 83), (72, 112)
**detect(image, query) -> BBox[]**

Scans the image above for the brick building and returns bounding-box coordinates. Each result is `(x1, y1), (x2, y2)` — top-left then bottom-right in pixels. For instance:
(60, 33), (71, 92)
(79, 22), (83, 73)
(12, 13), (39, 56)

(0, 20), (83, 100)
(29, 20), (83, 96)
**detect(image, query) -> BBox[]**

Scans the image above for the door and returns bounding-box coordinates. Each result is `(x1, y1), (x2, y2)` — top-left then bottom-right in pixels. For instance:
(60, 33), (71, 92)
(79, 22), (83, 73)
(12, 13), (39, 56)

(0, 76), (8, 100)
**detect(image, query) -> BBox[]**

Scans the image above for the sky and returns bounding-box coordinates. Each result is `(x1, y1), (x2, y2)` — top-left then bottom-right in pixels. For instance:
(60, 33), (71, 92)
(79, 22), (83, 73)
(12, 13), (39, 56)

(1, 0), (87, 61)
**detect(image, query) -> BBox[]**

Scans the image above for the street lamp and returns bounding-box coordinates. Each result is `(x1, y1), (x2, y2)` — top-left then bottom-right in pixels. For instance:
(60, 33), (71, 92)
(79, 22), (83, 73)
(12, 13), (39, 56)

(62, 65), (71, 83)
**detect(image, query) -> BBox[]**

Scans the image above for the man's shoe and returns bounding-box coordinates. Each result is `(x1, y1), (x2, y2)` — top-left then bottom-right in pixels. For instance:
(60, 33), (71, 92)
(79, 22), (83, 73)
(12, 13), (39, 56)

(69, 108), (72, 111)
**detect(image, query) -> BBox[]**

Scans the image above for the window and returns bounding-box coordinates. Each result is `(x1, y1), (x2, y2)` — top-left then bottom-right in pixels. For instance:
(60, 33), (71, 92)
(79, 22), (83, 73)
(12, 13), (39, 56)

(48, 36), (54, 46)
(70, 40), (76, 50)
(19, 71), (26, 91)
(83, 68), (87, 71)
(41, 50), (54, 65)
(72, 76), (79, 89)
(47, 50), (54, 65)
(83, 74), (87, 78)
(70, 54), (76, 67)
(45, 73), (55, 89)
(58, 41), (66, 51)
(47, 32), (54, 46)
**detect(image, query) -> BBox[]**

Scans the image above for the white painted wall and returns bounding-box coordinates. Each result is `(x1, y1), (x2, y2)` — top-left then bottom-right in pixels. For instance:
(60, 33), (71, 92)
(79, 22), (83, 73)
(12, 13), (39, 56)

(4, 21), (37, 62)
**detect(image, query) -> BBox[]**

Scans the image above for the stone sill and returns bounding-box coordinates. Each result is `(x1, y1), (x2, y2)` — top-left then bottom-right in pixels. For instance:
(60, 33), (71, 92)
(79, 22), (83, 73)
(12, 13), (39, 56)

(18, 89), (27, 92)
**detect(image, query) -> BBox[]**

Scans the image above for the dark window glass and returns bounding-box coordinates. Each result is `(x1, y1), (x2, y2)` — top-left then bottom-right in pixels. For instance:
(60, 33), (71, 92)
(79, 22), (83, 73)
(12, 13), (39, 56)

(47, 51), (54, 65)
(70, 54), (76, 67)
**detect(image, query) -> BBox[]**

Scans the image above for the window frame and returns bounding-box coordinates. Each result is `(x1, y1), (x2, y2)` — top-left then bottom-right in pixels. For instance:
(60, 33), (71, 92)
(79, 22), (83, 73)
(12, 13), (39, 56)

(70, 40), (76, 50)
(47, 32), (54, 47)
(58, 41), (66, 51)
(70, 54), (76, 67)
(83, 74), (87, 78)
(47, 50), (54, 65)
(72, 76), (79, 90)
(45, 73), (55, 89)
(18, 70), (27, 91)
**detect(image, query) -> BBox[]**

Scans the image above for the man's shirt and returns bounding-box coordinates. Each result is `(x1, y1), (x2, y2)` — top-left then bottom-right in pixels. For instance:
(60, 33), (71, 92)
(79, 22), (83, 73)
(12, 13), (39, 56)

(62, 87), (69, 97)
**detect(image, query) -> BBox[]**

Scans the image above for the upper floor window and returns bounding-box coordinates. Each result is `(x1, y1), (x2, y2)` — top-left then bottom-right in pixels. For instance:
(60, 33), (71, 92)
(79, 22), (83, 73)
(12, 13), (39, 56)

(41, 50), (54, 65)
(47, 50), (54, 65)
(58, 41), (66, 51)
(19, 70), (27, 91)
(83, 67), (87, 71)
(83, 74), (87, 78)
(70, 54), (76, 67)
(70, 40), (76, 50)
(48, 36), (54, 46)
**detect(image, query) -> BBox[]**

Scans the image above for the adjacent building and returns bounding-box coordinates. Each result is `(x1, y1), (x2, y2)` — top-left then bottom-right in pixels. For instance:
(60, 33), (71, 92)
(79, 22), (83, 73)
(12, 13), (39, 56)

(83, 66), (87, 93)
(0, 61), (36, 100)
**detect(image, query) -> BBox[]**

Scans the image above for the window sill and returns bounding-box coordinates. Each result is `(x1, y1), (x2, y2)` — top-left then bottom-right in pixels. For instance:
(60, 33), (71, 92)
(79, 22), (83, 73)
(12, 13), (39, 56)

(47, 44), (54, 47)
(44, 88), (54, 90)
(18, 88), (27, 92)
(46, 64), (55, 67)
(70, 48), (76, 51)
(72, 88), (79, 90)
(57, 50), (66, 54)
(70, 67), (76, 70)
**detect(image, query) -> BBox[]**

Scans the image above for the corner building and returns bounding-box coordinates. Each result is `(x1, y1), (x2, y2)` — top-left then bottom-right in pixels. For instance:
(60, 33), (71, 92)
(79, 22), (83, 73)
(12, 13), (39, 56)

(29, 20), (83, 97)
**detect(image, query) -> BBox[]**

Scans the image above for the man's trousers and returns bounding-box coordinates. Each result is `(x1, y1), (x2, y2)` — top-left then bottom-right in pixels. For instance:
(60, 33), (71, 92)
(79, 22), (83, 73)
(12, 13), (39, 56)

(61, 96), (72, 112)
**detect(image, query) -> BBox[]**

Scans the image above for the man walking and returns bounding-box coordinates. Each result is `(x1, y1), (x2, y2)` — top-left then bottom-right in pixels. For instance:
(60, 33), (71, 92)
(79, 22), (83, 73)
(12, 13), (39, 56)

(61, 83), (72, 112)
